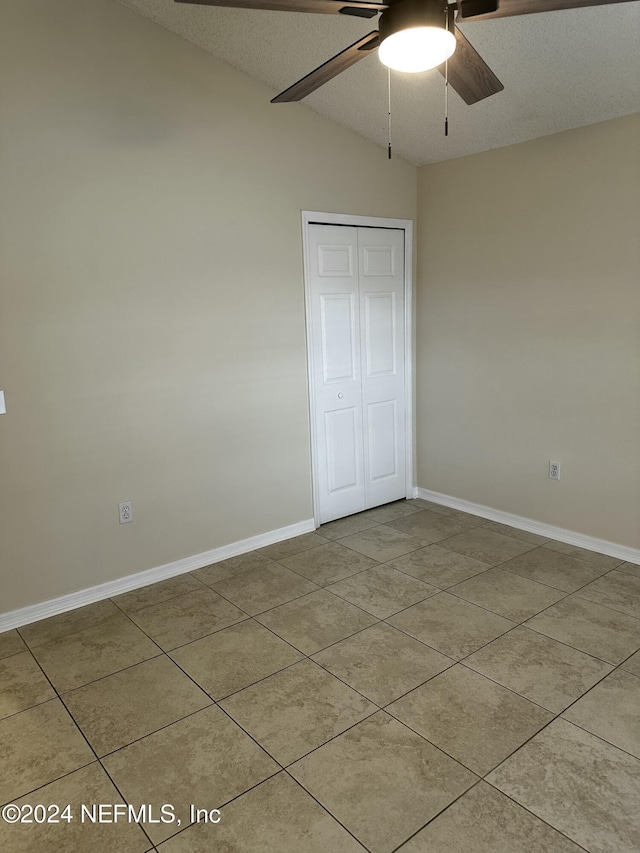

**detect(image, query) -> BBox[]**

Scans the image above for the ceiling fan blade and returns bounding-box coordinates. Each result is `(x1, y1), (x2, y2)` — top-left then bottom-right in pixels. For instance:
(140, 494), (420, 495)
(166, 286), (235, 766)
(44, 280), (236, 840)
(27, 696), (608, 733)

(458, 0), (499, 16)
(458, 0), (634, 21)
(438, 26), (504, 104)
(271, 31), (379, 102)
(175, 0), (387, 16)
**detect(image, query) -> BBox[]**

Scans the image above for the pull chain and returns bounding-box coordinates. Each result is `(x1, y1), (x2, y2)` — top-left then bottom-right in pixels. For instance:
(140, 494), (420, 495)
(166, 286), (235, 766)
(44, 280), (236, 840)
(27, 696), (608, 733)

(444, 5), (449, 137)
(387, 67), (392, 159)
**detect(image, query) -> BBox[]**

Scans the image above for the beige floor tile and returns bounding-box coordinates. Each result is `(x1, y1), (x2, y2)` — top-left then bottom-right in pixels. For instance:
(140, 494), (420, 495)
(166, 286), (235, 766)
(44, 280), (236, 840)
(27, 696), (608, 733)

(258, 532), (329, 561)
(356, 501), (423, 523)
(208, 563), (318, 616)
(450, 568), (565, 621)
(328, 565), (437, 619)
(157, 772), (367, 853)
(617, 561), (640, 578)
(621, 649), (640, 676)
(318, 514), (379, 540)
(0, 651), (55, 719)
(397, 781), (583, 852)
(388, 665), (552, 775)
(479, 521), (550, 545)
(404, 498), (439, 510)
(387, 592), (515, 660)
(103, 705), (278, 844)
(575, 570), (640, 618)
(0, 699), (94, 803)
(543, 540), (624, 570)
(289, 712), (476, 853)
(313, 623), (452, 706)
(18, 600), (122, 648)
(338, 525), (427, 562)
(31, 613), (160, 692)
(437, 528), (537, 566)
(386, 510), (472, 543)
(127, 588), (247, 651)
(525, 595), (640, 664)
(278, 541), (379, 586)
(0, 629), (27, 660)
(387, 544), (490, 589)
(563, 669), (640, 758)
(422, 504), (485, 527)
(465, 626), (613, 713)
(256, 589), (376, 655)
(0, 763), (151, 853)
(63, 656), (211, 755)
(191, 550), (274, 585)
(503, 547), (607, 593)
(220, 659), (376, 765)
(169, 619), (302, 699)
(488, 719), (640, 853)
(112, 574), (206, 614)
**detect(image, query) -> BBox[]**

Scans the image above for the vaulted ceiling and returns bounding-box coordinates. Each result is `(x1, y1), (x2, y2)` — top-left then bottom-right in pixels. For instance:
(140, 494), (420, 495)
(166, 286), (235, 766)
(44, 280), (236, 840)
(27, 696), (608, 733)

(118, 0), (640, 164)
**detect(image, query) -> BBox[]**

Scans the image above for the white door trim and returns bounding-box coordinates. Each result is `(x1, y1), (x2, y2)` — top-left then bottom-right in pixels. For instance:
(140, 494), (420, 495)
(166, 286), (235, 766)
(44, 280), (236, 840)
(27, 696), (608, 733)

(302, 210), (415, 528)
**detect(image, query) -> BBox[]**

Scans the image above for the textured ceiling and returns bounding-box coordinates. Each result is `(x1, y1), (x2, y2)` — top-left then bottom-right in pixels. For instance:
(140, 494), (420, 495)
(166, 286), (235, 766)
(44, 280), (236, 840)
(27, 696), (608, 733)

(118, 0), (640, 164)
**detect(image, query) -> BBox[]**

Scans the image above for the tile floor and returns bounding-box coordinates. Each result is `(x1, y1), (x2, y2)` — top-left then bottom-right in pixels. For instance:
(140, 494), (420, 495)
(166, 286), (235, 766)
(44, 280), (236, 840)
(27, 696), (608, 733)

(1, 500), (639, 852)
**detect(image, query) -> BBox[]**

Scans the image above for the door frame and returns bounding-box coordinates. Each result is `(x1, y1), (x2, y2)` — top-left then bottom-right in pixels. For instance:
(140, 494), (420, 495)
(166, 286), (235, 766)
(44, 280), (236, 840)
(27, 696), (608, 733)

(301, 210), (415, 528)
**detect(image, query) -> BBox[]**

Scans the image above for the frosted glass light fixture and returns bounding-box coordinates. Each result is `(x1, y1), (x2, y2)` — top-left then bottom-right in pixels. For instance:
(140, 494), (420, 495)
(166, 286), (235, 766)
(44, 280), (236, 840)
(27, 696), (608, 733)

(378, 0), (456, 74)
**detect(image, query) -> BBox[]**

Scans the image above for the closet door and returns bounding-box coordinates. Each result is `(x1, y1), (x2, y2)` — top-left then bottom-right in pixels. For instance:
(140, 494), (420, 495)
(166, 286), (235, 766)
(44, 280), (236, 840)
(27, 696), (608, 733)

(308, 225), (366, 522)
(359, 228), (406, 509)
(308, 224), (406, 524)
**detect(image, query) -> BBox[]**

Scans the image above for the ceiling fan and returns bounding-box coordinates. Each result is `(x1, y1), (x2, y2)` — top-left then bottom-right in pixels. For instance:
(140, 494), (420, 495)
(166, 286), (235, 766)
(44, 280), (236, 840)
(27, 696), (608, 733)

(175, 0), (632, 106)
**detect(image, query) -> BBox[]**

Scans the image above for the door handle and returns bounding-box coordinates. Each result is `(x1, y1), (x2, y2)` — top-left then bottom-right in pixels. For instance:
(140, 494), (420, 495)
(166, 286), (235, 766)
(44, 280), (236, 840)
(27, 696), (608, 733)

(337, 392), (344, 399)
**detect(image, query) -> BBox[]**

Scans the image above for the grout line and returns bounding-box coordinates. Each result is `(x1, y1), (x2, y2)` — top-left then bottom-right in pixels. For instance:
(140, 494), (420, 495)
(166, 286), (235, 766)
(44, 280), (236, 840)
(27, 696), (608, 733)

(213, 654), (308, 704)
(2, 509), (637, 852)
(383, 713), (593, 853)
(381, 558), (493, 588)
(478, 782), (593, 853)
(618, 649), (640, 671)
(517, 622), (627, 666)
(555, 715), (640, 763)
(162, 615), (254, 654)
(386, 778), (485, 853)
(323, 584), (435, 622)
(255, 616), (379, 660)
(281, 770), (376, 853)
(107, 575), (211, 616)
(134, 768), (284, 847)
(46, 650), (165, 695)
(94, 703), (217, 761)
(1, 649), (157, 850)
(0, 755), (98, 810)
(15, 608), (124, 652)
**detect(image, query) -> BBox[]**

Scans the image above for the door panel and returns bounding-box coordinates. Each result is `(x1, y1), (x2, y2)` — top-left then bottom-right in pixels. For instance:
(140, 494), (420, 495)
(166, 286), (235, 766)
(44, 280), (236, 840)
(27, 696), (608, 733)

(367, 399), (398, 482)
(309, 224), (405, 523)
(359, 228), (406, 510)
(309, 225), (365, 522)
(317, 243), (354, 277)
(325, 407), (359, 493)
(364, 292), (396, 377)
(320, 294), (357, 383)
(362, 243), (396, 277)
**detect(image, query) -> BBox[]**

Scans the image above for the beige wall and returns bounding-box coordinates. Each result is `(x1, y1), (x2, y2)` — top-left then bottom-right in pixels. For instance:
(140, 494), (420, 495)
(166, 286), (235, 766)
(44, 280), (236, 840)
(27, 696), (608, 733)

(417, 114), (640, 549)
(0, 0), (416, 612)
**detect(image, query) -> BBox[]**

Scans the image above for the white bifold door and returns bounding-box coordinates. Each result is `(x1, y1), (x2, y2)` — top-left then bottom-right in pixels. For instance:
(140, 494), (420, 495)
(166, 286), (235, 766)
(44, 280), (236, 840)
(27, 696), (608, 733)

(307, 224), (406, 524)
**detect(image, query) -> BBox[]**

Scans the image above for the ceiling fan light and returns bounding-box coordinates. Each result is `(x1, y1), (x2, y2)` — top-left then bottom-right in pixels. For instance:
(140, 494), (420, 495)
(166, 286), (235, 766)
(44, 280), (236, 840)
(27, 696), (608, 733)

(379, 26), (456, 73)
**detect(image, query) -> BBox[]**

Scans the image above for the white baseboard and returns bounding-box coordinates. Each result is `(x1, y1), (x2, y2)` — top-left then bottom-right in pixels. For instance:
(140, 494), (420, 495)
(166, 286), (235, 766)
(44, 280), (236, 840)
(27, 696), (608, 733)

(0, 518), (316, 633)
(416, 488), (640, 566)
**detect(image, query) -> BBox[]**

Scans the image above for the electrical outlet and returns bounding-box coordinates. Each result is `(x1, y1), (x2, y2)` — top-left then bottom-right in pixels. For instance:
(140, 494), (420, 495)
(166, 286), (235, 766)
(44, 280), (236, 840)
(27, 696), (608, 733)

(548, 461), (561, 481)
(119, 501), (133, 524)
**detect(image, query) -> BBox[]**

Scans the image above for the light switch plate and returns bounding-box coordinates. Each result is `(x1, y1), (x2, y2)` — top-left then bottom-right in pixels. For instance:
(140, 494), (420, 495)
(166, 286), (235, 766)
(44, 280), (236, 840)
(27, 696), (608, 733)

(0, 391), (5, 414)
